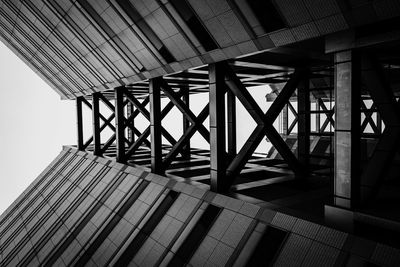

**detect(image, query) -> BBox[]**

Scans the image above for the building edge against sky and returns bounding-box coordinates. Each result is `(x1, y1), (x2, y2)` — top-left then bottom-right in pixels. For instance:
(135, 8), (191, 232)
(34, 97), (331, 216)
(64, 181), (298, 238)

(0, 41), (75, 214)
(2, 0), (400, 266)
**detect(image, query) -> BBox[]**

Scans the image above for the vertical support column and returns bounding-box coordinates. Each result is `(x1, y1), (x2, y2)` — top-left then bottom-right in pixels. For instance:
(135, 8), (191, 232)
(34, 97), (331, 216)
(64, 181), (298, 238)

(182, 86), (190, 159)
(127, 102), (135, 143)
(209, 63), (227, 192)
(376, 111), (382, 134)
(150, 78), (163, 174)
(333, 50), (361, 209)
(92, 92), (101, 156)
(227, 90), (236, 161)
(298, 71), (310, 169)
(316, 99), (321, 133)
(76, 97), (84, 150)
(282, 104), (289, 135)
(115, 87), (125, 163)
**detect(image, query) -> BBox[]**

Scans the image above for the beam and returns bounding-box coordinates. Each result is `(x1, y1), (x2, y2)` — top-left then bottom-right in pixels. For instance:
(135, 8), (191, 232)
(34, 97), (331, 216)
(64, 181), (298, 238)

(160, 79), (210, 143)
(297, 70), (310, 169)
(281, 103), (288, 135)
(115, 87), (125, 162)
(316, 98), (320, 133)
(76, 97), (84, 150)
(127, 102), (134, 143)
(360, 55), (400, 203)
(149, 78), (163, 174)
(287, 102), (298, 135)
(162, 104), (209, 168)
(92, 92), (101, 156)
(159, 79), (210, 170)
(209, 63), (228, 192)
(333, 50), (361, 209)
(182, 86), (190, 159)
(227, 90), (237, 160)
(225, 66), (306, 179)
(124, 96), (178, 158)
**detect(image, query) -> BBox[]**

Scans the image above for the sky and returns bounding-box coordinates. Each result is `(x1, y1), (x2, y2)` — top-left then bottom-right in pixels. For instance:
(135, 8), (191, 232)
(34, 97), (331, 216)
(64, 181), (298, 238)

(0, 42), (75, 214)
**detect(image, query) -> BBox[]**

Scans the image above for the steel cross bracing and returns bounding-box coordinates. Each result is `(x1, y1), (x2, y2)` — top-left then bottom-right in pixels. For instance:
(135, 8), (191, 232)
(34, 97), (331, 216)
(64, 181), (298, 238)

(359, 54), (400, 203)
(317, 99), (335, 133)
(360, 99), (382, 136)
(76, 96), (118, 152)
(208, 62), (309, 191)
(287, 102), (298, 135)
(118, 86), (178, 163)
(76, 54), (330, 193)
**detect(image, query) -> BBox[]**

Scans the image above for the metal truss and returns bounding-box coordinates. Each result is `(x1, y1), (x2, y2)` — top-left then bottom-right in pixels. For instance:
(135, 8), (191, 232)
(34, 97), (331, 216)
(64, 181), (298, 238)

(77, 80), (210, 176)
(287, 102), (298, 135)
(360, 99), (382, 135)
(209, 62), (308, 191)
(360, 55), (400, 203)
(116, 85), (180, 165)
(316, 98), (334, 133)
(76, 95), (117, 153)
(279, 78), (335, 137)
(76, 58), (319, 193)
(157, 78), (210, 173)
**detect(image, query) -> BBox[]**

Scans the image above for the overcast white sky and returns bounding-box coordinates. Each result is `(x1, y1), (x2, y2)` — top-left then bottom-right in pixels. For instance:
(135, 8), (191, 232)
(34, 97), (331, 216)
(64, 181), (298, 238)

(0, 42), (75, 214)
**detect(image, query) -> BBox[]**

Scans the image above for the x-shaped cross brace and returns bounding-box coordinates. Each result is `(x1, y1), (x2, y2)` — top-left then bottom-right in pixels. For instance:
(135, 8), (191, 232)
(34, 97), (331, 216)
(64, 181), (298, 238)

(123, 89), (179, 159)
(158, 79), (210, 170)
(223, 64), (307, 179)
(360, 100), (379, 134)
(287, 101), (298, 134)
(318, 98), (335, 132)
(360, 55), (400, 202)
(95, 93), (131, 154)
(81, 96), (119, 151)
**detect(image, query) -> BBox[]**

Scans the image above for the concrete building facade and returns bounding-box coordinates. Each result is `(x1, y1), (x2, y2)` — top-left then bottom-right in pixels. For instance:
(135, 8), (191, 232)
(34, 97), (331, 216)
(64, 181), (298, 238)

(2, 0), (400, 266)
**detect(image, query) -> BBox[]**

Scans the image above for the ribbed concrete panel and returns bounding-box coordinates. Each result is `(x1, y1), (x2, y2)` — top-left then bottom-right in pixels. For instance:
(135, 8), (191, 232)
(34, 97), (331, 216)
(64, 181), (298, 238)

(6, 0), (400, 99)
(275, 0), (312, 26)
(1, 147), (400, 266)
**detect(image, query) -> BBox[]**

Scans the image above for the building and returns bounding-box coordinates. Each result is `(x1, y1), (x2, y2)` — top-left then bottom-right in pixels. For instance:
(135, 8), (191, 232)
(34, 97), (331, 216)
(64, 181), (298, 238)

(1, 0), (400, 266)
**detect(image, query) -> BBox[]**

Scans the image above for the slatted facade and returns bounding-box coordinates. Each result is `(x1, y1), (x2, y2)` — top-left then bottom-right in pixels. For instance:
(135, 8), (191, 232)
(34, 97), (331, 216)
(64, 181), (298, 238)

(1, 0), (399, 99)
(1, 147), (400, 266)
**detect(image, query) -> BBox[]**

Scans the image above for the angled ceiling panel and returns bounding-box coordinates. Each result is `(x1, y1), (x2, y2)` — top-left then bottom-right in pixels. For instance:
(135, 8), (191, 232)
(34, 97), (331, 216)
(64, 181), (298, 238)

(0, 0), (398, 99)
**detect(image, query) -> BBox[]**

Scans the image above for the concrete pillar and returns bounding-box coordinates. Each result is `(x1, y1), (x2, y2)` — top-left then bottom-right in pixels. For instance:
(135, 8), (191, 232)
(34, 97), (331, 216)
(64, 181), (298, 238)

(282, 104), (288, 135)
(76, 97), (84, 150)
(325, 50), (361, 232)
(92, 92), (101, 156)
(127, 102), (134, 143)
(182, 86), (190, 159)
(115, 87), (125, 163)
(150, 78), (163, 174)
(209, 63), (227, 192)
(333, 50), (361, 209)
(298, 72), (310, 168)
(316, 99), (321, 133)
(227, 90), (237, 161)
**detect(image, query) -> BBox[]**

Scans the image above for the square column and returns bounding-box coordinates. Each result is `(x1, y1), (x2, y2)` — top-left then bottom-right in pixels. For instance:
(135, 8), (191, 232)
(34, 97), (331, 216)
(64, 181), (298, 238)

(76, 97), (84, 150)
(182, 86), (190, 159)
(115, 87), (125, 163)
(227, 90), (237, 161)
(297, 71), (310, 168)
(92, 92), (101, 156)
(281, 104), (288, 135)
(333, 50), (361, 209)
(149, 78), (163, 174)
(209, 63), (227, 192)
(127, 102), (135, 143)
